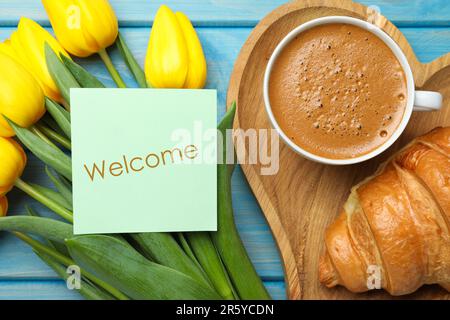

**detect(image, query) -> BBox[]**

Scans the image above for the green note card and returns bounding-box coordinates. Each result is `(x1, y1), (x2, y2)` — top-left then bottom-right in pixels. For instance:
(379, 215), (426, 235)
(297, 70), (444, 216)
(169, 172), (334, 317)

(71, 89), (217, 235)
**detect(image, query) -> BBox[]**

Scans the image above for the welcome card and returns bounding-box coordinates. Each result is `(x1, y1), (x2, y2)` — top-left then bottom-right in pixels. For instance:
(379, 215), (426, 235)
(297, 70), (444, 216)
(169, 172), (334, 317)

(71, 89), (217, 235)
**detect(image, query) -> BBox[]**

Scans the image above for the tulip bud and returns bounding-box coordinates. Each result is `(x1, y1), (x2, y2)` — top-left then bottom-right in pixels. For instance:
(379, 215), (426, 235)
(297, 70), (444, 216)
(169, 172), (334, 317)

(42, 0), (119, 57)
(0, 196), (7, 217)
(145, 5), (189, 88)
(0, 52), (46, 137)
(10, 17), (71, 102)
(0, 137), (27, 196)
(145, 5), (207, 89)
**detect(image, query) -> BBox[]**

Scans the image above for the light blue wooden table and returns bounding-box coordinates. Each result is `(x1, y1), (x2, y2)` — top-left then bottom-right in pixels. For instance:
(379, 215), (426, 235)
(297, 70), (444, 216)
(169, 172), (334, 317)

(0, 0), (449, 300)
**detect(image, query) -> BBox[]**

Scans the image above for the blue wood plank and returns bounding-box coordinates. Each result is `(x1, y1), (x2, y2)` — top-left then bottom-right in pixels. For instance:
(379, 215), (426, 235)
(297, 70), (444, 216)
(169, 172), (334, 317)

(0, 0), (448, 27)
(0, 279), (286, 300)
(0, 280), (84, 300)
(403, 27), (450, 63)
(264, 281), (287, 300)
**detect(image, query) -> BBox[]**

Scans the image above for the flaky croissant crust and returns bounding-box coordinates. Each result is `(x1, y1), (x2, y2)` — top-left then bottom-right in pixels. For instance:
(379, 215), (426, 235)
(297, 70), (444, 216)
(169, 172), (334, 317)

(319, 127), (450, 296)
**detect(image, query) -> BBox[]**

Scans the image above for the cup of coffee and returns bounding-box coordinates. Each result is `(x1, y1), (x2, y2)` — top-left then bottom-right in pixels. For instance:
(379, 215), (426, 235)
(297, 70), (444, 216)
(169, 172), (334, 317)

(263, 16), (443, 165)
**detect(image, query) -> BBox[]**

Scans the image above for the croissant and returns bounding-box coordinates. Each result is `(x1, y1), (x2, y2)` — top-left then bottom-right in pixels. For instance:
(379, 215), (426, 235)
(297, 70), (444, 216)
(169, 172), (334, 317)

(319, 127), (450, 296)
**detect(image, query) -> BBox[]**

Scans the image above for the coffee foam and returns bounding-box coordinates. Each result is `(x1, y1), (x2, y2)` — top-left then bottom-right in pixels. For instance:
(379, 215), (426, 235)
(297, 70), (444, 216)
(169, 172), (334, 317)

(269, 23), (407, 159)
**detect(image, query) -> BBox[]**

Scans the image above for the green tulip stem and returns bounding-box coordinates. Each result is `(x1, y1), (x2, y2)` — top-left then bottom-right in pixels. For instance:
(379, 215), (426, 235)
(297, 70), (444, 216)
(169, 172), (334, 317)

(36, 124), (71, 150)
(30, 126), (59, 149)
(13, 232), (129, 300)
(98, 48), (127, 88)
(14, 178), (73, 223)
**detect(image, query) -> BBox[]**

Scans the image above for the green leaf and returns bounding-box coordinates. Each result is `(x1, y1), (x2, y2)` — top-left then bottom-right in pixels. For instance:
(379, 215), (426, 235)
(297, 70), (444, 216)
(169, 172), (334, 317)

(60, 54), (105, 88)
(36, 124), (71, 150)
(25, 206), (71, 256)
(35, 251), (115, 300)
(0, 216), (73, 243)
(45, 43), (80, 104)
(212, 102), (271, 300)
(186, 232), (236, 299)
(29, 183), (72, 211)
(130, 233), (211, 290)
(177, 232), (204, 270)
(116, 33), (147, 88)
(45, 166), (73, 207)
(6, 118), (72, 181)
(58, 173), (72, 190)
(41, 115), (67, 137)
(66, 235), (222, 300)
(14, 232), (128, 300)
(218, 102), (237, 175)
(45, 97), (71, 139)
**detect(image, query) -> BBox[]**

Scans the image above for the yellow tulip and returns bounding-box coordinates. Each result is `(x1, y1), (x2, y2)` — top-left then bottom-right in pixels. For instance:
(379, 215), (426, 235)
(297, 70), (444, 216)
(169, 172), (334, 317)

(10, 17), (71, 102)
(145, 5), (207, 89)
(175, 12), (207, 89)
(0, 52), (46, 137)
(0, 137), (27, 196)
(42, 0), (119, 57)
(0, 196), (7, 217)
(146, 5), (188, 88)
(145, 6), (207, 89)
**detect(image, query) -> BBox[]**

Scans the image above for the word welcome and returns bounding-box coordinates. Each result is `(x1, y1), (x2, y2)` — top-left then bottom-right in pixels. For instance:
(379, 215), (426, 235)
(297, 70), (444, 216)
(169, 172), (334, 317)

(83, 144), (199, 182)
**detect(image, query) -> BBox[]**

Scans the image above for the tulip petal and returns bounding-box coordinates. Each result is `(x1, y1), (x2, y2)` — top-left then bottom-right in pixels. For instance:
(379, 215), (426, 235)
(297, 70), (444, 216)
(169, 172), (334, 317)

(42, 0), (93, 57)
(0, 40), (20, 62)
(12, 17), (70, 102)
(0, 186), (13, 197)
(77, 0), (118, 52)
(176, 12), (207, 89)
(0, 52), (45, 137)
(0, 196), (8, 216)
(0, 136), (27, 194)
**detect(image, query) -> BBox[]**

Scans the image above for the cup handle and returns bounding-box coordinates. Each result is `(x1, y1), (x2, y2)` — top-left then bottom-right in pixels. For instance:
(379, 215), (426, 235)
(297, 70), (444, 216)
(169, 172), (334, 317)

(413, 91), (443, 112)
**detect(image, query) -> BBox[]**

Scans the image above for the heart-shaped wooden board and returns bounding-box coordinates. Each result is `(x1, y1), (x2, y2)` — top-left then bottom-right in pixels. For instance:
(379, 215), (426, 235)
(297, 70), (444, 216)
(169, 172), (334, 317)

(226, 0), (450, 299)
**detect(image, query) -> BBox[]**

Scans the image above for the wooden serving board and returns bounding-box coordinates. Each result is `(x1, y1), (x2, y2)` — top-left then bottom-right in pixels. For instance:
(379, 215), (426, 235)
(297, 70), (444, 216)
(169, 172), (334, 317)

(227, 0), (450, 299)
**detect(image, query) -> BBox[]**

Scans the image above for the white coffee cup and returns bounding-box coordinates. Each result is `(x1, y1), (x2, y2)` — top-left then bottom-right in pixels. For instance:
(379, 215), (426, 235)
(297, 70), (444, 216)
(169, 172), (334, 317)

(263, 16), (443, 165)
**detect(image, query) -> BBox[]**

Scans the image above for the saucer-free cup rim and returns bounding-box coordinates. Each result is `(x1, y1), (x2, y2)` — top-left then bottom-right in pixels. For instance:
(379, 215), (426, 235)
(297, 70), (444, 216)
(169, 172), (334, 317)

(263, 16), (415, 165)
